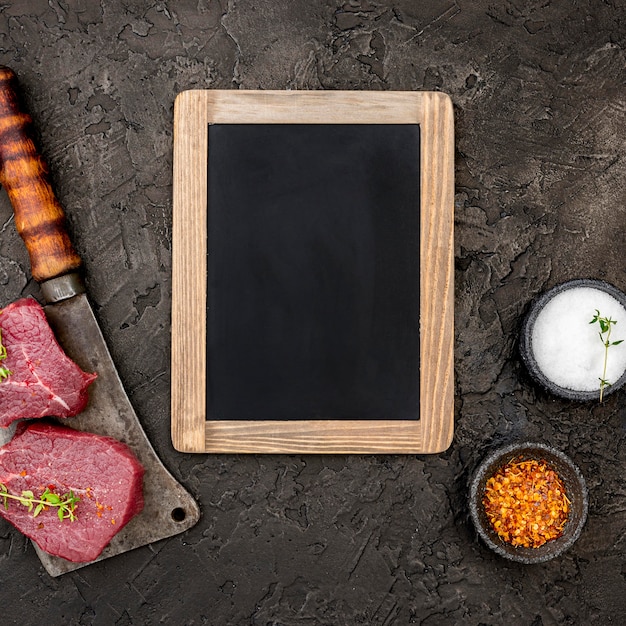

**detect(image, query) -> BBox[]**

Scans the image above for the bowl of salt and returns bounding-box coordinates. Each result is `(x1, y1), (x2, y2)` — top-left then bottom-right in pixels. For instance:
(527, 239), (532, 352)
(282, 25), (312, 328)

(520, 279), (626, 401)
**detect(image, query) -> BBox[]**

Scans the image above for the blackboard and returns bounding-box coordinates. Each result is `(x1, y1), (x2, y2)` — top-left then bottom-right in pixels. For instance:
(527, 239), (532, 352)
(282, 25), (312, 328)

(172, 90), (454, 453)
(207, 123), (420, 422)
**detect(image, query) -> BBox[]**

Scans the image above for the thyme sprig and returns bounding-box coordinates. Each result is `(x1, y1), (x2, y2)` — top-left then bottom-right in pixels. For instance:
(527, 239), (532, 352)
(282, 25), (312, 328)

(0, 482), (80, 522)
(590, 310), (624, 402)
(0, 328), (11, 381)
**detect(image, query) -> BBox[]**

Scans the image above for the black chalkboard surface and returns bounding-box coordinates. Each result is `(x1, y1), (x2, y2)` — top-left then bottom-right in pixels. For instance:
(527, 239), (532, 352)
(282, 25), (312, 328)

(171, 89), (454, 453)
(207, 124), (421, 422)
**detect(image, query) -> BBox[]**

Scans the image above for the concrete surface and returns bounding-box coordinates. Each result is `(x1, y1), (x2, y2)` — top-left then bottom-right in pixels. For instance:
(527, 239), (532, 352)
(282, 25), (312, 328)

(0, 1), (625, 624)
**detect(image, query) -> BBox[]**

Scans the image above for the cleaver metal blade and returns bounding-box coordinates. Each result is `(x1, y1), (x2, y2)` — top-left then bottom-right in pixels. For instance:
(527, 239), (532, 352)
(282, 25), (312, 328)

(0, 66), (200, 576)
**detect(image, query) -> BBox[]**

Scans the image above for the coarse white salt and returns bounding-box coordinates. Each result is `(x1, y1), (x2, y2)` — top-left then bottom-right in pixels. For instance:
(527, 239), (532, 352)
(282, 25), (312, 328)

(531, 286), (626, 392)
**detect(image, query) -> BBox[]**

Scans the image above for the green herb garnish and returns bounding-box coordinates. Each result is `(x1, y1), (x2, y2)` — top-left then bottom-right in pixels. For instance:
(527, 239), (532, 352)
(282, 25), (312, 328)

(0, 328), (11, 381)
(0, 482), (80, 522)
(590, 310), (624, 402)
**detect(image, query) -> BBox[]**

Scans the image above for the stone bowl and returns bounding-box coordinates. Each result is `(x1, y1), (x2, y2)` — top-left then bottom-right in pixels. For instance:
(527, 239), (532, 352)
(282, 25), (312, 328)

(520, 278), (626, 401)
(469, 442), (588, 564)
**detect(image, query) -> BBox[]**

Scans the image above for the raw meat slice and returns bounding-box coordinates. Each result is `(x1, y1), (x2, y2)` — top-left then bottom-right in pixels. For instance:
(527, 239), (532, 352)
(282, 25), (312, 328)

(0, 298), (96, 428)
(0, 421), (144, 562)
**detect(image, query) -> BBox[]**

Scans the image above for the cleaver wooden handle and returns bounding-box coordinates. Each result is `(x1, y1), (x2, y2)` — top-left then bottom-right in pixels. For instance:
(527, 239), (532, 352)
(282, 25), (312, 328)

(0, 66), (81, 283)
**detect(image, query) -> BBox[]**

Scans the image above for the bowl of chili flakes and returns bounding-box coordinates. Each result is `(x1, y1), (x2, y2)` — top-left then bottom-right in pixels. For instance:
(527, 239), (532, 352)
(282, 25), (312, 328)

(469, 442), (588, 563)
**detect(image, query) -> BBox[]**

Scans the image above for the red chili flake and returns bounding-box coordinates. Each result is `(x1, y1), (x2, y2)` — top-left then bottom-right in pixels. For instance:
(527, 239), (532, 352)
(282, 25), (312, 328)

(483, 457), (570, 548)
(19, 470), (27, 477)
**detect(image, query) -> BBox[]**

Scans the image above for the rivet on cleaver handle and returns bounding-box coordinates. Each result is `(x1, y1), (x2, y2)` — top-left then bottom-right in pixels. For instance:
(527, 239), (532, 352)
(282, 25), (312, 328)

(0, 66), (201, 576)
(0, 66), (81, 283)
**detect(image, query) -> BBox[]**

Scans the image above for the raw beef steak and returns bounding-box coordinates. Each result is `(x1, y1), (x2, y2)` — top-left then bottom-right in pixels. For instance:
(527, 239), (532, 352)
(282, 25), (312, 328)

(0, 421), (144, 562)
(0, 298), (96, 428)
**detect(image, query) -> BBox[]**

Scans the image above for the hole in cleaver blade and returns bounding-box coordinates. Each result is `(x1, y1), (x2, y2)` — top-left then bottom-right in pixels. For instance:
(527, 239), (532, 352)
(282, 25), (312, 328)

(32, 296), (201, 577)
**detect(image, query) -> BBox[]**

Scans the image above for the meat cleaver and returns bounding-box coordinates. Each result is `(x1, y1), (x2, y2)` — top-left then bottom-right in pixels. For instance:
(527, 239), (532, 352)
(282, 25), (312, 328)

(0, 66), (200, 576)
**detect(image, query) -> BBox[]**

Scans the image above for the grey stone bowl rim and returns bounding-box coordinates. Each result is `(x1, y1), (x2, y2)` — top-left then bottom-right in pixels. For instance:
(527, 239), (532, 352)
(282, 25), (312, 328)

(469, 442), (588, 564)
(520, 278), (626, 401)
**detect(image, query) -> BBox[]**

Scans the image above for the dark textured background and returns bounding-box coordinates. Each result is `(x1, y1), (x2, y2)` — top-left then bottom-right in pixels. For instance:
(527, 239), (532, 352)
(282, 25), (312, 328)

(0, 1), (625, 624)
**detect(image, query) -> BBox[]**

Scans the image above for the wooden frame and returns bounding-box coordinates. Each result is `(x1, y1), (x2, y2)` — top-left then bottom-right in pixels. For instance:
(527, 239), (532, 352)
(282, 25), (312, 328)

(171, 90), (454, 454)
